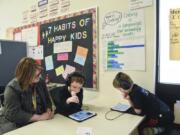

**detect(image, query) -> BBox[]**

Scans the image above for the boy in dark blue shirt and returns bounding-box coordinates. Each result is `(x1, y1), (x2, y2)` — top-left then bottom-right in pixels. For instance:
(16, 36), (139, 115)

(113, 72), (174, 135)
(50, 72), (85, 116)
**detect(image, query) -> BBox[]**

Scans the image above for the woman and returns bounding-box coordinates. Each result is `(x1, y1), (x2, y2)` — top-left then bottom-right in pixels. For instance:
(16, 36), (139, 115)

(1, 57), (54, 133)
(50, 72), (85, 116)
(113, 72), (174, 135)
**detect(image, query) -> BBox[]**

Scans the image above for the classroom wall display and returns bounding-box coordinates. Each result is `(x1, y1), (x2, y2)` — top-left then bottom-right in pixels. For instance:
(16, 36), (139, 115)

(14, 25), (41, 60)
(101, 9), (145, 71)
(13, 7), (98, 89)
(21, 0), (71, 25)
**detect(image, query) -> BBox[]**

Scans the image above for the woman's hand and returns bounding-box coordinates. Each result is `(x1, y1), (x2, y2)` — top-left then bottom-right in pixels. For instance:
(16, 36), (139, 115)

(40, 112), (52, 120)
(30, 110), (54, 122)
(47, 108), (54, 119)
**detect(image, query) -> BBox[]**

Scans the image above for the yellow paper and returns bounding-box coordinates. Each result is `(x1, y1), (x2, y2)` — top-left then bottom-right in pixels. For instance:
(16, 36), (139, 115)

(170, 8), (180, 60)
(55, 66), (64, 76)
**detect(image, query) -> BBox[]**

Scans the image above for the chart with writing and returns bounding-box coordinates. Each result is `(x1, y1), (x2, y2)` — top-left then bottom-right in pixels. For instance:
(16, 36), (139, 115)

(102, 9), (145, 71)
(105, 41), (145, 70)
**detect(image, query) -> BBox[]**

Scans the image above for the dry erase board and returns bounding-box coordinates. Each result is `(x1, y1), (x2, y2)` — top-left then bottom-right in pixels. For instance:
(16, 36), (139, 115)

(13, 7), (98, 89)
(0, 40), (27, 87)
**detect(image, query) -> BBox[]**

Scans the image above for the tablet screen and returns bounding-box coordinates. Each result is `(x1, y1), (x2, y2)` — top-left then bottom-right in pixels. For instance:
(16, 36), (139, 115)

(68, 111), (96, 122)
(111, 103), (131, 112)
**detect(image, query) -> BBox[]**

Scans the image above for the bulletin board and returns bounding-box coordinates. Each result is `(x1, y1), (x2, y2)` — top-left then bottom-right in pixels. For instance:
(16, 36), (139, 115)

(0, 40), (27, 87)
(13, 7), (98, 89)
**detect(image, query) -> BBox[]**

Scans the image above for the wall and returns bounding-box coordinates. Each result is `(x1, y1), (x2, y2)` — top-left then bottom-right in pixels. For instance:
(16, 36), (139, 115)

(0, 0), (32, 39)
(0, 0), (156, 101)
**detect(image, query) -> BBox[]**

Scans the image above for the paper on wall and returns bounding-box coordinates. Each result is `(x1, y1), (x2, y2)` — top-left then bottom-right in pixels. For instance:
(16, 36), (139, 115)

(74, 46), (88, 66)
(62, 64), (75, 79)
(27, 46), (44, 60)
(45, 55), (54, 71)
(129, 0), (153, 10)
(57, 53), (68, 61)
(14, 32), (22, 41)
(22, 26), (38, 46)
(55, 65), (64, 76)
(53, 41), (72, 53)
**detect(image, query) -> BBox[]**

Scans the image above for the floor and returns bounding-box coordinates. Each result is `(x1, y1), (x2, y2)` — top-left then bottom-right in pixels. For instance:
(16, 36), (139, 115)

(160, 124), (180, 135)
(167, 124), (180, 135)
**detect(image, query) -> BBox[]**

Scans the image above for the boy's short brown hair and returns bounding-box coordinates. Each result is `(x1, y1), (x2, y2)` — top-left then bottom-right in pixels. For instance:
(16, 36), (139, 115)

(66, 72), (85, 86)
(113, 72), (133, 90)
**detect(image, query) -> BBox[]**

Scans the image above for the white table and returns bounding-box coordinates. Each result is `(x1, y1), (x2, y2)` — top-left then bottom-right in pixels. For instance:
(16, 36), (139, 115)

(4, 96), (144, 135)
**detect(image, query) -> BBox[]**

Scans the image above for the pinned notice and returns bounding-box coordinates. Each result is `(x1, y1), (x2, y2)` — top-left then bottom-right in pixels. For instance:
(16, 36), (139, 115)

(57, 53), (68, 61)
(74, 46), (88, 66)
(55, 65), (64, 76)
(53, 41), (72, 53)
(45, 55), (54, 71)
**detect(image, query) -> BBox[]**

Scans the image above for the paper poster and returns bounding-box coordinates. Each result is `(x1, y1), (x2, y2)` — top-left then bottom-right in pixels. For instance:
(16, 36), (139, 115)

(74, 46), (88, 66)
(39, 5), (48, 18)
(129, 0), (153, 10)
(30, 4), (38, 23)
(105, 41), (145, 70)
(22, 26), (38, 46)
(55, 65), (64, 76)
(74, 55), (86, 66)
(27, 46), (44, 60)
(102, 10), (145, 44)
(102, 9), (145, 71)
(49, 0), (59, 17)
(14, 32), (22, 41)
(38, 2), (48, 20)
(170, 8), (180, 60)
(60, 0), (70, 13)
(22, 10), (29, 24)
(76, 46), (88, 57)
(45, 55), (54, 71)
(62, 64), (76, 79)
(53, 41), (72, 53)
(57, 53), (68, 61)
(38, 0), (48, 7)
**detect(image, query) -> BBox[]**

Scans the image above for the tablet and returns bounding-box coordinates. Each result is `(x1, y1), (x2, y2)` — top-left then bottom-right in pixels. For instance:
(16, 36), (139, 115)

(111, 103), (131, 112)
(68, 110), (97, 122)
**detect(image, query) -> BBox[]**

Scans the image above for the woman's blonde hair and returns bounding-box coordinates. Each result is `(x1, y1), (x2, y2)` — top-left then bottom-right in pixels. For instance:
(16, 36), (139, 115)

(113, 72), (133, 90)
(15, 57), (42, 91)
